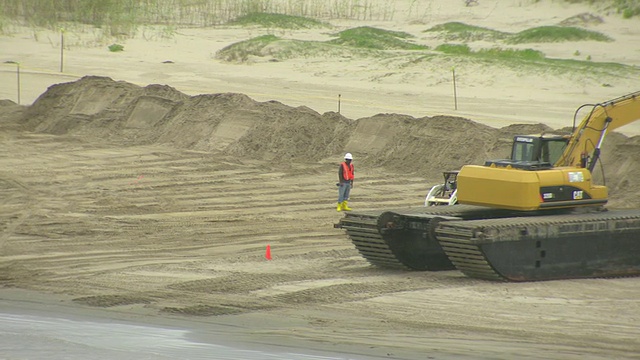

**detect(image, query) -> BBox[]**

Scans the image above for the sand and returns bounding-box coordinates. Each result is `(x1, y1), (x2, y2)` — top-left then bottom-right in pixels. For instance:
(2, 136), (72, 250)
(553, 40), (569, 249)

(1, 1), (640, 358)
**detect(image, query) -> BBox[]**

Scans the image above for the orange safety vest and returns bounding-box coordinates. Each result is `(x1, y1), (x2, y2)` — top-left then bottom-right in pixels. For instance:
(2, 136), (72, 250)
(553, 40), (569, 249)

(341, 162), (354, 181)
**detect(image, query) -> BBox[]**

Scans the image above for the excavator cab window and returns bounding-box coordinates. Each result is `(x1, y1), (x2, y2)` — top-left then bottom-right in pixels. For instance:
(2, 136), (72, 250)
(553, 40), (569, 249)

(542, 138), (569, 165)
(511, 136), (539, 162)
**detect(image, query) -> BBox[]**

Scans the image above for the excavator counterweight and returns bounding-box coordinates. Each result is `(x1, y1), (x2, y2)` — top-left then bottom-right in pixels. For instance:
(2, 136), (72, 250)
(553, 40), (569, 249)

(456, 165), (608, 210)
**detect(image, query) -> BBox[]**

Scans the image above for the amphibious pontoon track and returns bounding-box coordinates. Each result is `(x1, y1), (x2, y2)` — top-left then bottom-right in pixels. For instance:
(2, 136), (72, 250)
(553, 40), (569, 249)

(435, 209), (640, 281)
(338, 205), (640, 281)
(336, 205), (529, 271)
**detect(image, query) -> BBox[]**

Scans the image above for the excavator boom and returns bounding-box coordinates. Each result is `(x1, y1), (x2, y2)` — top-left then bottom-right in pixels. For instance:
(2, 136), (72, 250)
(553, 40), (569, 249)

(559, 91), (640, 168)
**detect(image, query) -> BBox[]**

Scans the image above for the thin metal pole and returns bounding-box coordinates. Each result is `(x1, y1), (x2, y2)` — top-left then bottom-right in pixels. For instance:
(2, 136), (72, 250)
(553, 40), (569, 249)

(452, 67), (458, 110)
(60, 28), (64, 73)
(16, 63), (20, 105)
(338, 94), (341, 114)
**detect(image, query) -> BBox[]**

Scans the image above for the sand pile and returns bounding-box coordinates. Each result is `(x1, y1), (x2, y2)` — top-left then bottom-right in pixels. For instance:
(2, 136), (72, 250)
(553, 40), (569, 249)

(5, 76), (640, 206)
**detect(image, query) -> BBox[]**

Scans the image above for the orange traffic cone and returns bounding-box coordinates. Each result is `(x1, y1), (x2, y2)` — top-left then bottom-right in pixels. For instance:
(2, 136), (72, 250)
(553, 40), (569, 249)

(265, 244), (272, 260)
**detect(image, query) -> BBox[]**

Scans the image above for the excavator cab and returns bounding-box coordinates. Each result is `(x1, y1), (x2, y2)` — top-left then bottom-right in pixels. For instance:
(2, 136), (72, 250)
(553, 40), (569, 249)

(485, 135), (569, 170)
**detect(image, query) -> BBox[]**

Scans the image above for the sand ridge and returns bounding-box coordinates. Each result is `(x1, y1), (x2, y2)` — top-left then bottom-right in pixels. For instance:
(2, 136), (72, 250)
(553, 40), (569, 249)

(5, 75), (639, 207)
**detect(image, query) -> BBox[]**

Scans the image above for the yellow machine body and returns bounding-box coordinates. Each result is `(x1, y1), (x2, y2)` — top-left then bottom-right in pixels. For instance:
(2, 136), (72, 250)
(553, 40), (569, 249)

(457, 165), (607, 211)
(457, 91), (640, 211)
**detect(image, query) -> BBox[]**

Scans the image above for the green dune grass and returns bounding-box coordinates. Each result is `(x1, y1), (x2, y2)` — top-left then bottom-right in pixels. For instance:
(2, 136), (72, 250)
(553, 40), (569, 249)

(327, 26), (428, 50)
(506, 26), (613, 44)
(427, 22), (613, 44)
(227, 13), (329, 29)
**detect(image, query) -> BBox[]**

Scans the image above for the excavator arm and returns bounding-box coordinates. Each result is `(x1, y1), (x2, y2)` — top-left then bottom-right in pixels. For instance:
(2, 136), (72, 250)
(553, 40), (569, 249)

(557, 91), (640, 170)
(457, 91), (640, 211)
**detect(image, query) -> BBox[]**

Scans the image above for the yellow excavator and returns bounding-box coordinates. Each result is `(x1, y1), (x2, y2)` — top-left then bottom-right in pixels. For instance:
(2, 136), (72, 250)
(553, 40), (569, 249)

(458, 91), (640, 210)
(336, 91), (640, 281)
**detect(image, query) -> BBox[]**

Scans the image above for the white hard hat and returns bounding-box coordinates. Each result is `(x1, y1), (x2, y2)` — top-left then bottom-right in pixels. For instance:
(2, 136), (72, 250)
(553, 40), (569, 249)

(344, 153), (353, 160)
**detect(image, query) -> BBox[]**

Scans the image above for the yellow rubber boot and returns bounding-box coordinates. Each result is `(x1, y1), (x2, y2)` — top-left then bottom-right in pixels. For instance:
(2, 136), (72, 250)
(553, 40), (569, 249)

(336, 202), (343, 212)
(342, 201), (352, 211)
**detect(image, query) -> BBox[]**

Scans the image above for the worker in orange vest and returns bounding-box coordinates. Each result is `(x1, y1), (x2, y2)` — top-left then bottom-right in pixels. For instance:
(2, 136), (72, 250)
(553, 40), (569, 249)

(337, 153), (354, 211)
